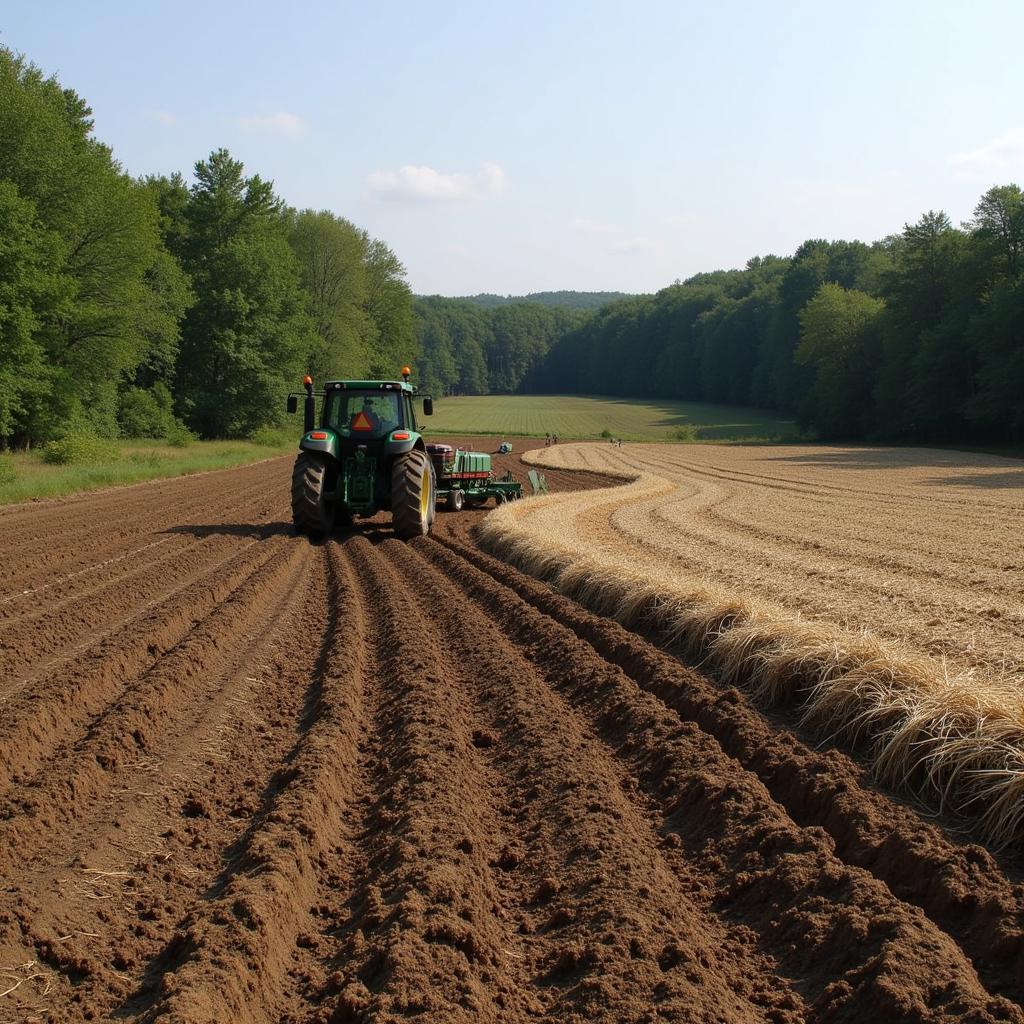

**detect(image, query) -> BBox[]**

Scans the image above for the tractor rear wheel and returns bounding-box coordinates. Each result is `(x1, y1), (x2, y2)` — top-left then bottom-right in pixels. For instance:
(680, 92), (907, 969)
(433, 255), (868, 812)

(391, 449), (435, 539)
(292, 452), (335, 538)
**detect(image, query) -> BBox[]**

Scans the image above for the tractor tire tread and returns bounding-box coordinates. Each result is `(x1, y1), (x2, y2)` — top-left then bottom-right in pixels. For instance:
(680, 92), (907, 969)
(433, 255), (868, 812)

(391, 449), (434, 539)
(292, 452), (333, 537)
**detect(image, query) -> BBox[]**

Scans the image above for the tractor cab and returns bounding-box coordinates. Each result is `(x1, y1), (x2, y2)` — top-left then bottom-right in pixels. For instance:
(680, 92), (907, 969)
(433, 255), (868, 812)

(322, 382), (415, 441)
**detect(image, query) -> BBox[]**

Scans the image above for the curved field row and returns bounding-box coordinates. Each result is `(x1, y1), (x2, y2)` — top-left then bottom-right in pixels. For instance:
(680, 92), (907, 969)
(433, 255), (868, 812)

(0, 446), (1021, 1022)
(481, 442), (1024, 844)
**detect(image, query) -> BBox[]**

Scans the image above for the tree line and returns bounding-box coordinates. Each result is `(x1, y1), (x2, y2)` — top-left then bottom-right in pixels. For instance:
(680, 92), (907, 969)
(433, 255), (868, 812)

(454, 290), (631, 310)
(412, 297), (589, 398)
(0, 49), (413, 448)
(529, 193), (1024, 443)
(409, 192), (1023, 445)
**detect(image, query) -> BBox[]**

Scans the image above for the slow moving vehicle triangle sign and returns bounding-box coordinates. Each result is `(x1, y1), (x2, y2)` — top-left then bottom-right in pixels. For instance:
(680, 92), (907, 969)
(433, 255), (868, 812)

(351, 411), (373, 431)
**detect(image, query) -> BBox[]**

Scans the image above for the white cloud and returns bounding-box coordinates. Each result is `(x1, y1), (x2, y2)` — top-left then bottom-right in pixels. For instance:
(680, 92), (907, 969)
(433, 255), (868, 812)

(237, 112), (307, 137)
(571, 217), (659, 254)
(146, 110), (178, 125)
(614, 236), (657, 252)
(480, 162), (507, 195)
(665, 211), (715, 230)
(571, 217), (619, 235)
(367, 163), (507, 204)
(949, 128), (1024, 180)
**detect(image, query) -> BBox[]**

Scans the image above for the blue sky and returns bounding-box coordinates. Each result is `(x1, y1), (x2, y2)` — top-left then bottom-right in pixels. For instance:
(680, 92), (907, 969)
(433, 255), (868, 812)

(5, 0), (1024, 295)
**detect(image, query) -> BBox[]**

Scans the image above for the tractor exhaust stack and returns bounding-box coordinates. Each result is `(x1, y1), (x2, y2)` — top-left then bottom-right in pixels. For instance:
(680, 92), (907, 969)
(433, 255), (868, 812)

(303, 375), (315, 433)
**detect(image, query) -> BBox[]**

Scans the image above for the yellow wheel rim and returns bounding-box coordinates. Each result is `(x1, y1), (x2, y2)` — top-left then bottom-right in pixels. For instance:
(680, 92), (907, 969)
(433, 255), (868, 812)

(420, 470), (430, 521)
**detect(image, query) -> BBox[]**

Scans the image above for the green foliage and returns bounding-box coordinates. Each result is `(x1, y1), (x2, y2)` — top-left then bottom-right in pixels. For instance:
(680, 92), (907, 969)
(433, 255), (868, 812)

(43, 429), (118, 465)
(796, 284), (885, 438)
(165, 424), (195, 449)
(285, 208), (415, 384)
(164, 420), (196, 447)
(118, 382), (178, 438)
(364, 239), (416, 376)
(0, 47), (186, 447)
(247, 425), (292, 447)
(964, 276), (1024, 434)
(667, 424), (699, 442)
(0, 178), (65, 440)
(453, 290), (633, 310)
(0, 454), (16, 485)
(413, 296), (587, 397)
(287, 209), (373, 377)
(173, 149), (315, 438)
(969, 184), (1024, 280)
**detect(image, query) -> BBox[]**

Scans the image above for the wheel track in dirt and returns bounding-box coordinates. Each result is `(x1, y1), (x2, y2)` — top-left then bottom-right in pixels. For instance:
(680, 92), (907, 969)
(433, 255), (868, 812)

(0, 447), (1022, 1023)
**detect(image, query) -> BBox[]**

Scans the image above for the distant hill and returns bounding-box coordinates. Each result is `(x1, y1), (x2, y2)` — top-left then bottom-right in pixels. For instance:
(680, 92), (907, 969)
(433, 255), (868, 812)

(438, 291), (635, 311)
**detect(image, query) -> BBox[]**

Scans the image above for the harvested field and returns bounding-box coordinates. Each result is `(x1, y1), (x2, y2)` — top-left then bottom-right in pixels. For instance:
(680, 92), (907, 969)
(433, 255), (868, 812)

(482, 442), (1024, 843)
(1, 439), (1023, 1023)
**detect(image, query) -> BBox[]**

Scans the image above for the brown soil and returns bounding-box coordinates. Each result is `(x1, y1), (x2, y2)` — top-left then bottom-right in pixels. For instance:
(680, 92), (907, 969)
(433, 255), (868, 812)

(0, 439), (1021, 1023)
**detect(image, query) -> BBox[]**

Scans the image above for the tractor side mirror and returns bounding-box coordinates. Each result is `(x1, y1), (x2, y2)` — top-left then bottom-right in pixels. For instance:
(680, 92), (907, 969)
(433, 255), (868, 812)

(423, 397), (434, 416)
(287, 395), (298, 414)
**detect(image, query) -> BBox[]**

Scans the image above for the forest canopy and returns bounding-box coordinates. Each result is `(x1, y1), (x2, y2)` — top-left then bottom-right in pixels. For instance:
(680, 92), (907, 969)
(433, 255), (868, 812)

(0, 48), (413, 448)
(522, 198), (1024, 444)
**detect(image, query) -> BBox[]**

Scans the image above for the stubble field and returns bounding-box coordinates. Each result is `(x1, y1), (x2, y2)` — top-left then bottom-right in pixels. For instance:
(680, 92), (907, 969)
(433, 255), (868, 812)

(484, 442), (1024, 842)
(0, 440), (1022, 1023)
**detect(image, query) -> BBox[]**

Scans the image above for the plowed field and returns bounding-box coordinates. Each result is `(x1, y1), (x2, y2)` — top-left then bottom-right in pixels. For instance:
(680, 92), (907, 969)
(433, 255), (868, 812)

(1, 442), (1022, 1024)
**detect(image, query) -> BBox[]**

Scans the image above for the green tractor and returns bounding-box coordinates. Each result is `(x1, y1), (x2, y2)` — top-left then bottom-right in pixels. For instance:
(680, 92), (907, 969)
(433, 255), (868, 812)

(286, 368), (436, 539)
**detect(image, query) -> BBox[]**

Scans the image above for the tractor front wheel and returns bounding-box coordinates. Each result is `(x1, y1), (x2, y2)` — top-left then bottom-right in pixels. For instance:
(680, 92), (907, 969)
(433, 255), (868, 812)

(445, 488), (464, 512)
(391, 449), (435, 539)
(292, 452), (335, 538)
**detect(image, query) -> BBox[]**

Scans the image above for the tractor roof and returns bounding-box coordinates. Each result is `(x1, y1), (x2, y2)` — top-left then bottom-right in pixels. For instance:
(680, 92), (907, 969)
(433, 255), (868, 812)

(323, 380), (417, 394)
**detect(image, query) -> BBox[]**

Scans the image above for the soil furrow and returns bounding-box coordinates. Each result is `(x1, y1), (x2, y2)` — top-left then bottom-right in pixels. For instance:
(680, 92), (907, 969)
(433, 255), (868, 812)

(0, 537), (289, 792)
(383, 538), (804, 1023)
(0, 530), (283, 678)
(415, 534), (1023, 1022)
(295, 534), (533, 1023)
(0, 475), (278, 599)
(0, 538), (307, 859)
(429, 528), (1024, 1004)
(2, 544), (323, 1020)
(131, 542), (363, 1024)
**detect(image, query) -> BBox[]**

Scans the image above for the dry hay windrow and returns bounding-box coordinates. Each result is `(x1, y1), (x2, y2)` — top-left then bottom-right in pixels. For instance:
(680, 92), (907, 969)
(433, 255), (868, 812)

(479, 443), (1024, 846)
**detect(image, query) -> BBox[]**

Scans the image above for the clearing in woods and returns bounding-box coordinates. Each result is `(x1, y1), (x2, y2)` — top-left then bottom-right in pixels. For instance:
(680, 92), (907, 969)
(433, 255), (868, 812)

(426, 393), (799, 441)
(0, 439), (1022, 1023)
